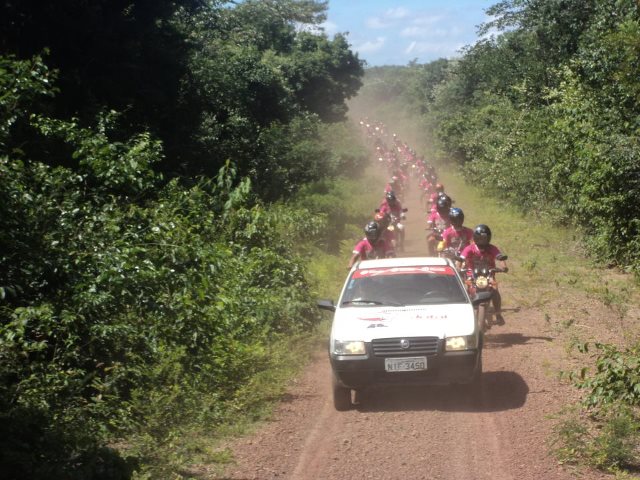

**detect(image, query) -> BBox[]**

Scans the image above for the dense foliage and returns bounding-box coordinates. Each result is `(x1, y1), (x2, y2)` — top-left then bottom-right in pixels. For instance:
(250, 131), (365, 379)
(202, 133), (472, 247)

(352, 0), (640, 276)
(1, 0), (363, 199)
(351, 1), (640, 473)
(0, 1), (366, 477)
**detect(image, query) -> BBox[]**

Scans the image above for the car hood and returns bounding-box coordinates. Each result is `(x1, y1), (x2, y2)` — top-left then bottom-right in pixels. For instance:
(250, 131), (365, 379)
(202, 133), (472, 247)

(331, 304), (475, 341)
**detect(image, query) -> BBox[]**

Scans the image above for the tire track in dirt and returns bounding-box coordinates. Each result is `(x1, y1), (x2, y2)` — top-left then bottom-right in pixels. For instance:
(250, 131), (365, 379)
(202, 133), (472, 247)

(287, 365), (342, 479)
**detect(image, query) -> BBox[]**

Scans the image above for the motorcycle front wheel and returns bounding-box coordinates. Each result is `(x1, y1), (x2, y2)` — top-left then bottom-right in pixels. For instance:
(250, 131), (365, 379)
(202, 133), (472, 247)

(477, 303), (490, 332)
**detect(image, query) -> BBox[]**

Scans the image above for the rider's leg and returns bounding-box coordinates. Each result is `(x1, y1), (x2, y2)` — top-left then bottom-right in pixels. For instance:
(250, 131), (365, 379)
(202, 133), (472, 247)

(426, 235), (436, 255)
(493, 289), (505, 325)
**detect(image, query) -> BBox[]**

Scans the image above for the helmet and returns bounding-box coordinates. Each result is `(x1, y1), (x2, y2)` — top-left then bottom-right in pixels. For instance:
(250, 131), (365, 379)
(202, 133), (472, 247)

(385, 191), (397, 205)
(364, 221), (381, 242)
(436, 194), (452, 216)
(449, 207), (464, 228)
(435, 183), (444, 193)
(473, 224), (492, 249)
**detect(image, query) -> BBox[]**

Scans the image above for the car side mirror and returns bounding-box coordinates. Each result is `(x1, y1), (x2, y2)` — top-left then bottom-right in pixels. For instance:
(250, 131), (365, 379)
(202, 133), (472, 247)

(317, 299), (336, 312)
(402, 208), (408, 212)
(496, 254), (508, 261)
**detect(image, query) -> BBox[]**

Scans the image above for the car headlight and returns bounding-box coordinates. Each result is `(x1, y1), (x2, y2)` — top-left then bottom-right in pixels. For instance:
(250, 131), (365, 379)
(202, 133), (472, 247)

(445, 335), (477, 351)
(333, 340), (366, 355)
(475, 276), (489, 289)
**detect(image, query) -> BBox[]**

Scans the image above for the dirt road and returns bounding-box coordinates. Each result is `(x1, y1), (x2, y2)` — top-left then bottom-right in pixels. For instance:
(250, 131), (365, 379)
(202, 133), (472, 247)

(218, 180), (611, 480)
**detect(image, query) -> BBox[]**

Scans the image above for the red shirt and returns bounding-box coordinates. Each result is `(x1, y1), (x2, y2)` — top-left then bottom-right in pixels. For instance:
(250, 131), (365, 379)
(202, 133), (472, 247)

(460, 243), (502, 270)
(378, 200), (403, 218)
(426, 211), (450, 231)
(442, 226), (474, 252)
(352, 237), (393, 260)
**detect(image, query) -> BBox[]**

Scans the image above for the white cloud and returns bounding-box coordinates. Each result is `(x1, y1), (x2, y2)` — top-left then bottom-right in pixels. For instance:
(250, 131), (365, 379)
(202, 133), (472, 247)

(411, 14), (445, 26)
(356, 37), (386, 54)
(400, 26), (424, 38)
(320, 20), (339, 35)
(403, 40), (456, 56)
(385, 7), (410, 20)
(400, 25), (462, 39)
(366, 6), (411, 29)
(365, 16), (387, 29)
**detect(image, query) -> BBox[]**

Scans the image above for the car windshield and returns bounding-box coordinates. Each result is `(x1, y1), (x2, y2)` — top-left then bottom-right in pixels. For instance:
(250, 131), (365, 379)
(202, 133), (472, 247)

(341, 265), (467, 307)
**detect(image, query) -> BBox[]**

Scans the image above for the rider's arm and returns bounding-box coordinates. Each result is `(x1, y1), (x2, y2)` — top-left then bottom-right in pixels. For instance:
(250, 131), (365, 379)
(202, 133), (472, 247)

(348, 241), (364, 269)
(499, 258), (508, 273)
(491, 245), (508, 272)
(441, 228), (451, 248)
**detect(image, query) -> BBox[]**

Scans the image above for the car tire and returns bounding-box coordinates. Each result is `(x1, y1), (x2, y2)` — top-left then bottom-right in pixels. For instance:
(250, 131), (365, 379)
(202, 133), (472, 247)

(477, 303), (488, 332)
(332, 375), (352, 411)
(471, 354), (483, 386)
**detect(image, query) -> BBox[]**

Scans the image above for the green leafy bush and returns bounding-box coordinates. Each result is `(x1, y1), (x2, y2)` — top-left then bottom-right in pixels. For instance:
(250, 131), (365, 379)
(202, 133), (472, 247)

(0, 123), (324, 479)
(573, 342), (640, 408)
(553, 403), (640, 472)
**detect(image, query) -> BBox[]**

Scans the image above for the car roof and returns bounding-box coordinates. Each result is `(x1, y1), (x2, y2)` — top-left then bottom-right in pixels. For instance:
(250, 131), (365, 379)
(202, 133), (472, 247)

(354, 256), (454, 270)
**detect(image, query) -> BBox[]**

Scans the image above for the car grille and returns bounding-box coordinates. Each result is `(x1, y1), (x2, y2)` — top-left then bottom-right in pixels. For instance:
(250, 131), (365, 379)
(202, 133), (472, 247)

(372, 337), (439, 357)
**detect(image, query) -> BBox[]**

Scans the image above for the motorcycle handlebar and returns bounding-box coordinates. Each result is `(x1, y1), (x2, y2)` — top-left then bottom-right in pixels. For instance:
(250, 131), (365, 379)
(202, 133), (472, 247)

(460, 267), (508, 274)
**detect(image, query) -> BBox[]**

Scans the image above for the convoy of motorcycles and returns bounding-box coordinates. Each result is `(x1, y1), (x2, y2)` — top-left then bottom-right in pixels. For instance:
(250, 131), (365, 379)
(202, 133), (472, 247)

(358, 119), (508, 332)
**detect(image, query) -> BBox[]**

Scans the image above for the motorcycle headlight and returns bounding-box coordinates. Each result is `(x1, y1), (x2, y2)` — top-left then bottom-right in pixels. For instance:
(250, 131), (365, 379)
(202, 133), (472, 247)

(445, 335), (477, 351)
(333, 340), (366, 355)
(475, 276), (489, 289)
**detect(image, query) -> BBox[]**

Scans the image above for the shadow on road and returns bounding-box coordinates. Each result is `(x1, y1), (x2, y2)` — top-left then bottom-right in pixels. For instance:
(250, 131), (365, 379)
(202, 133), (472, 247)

(356, 370), (529, 413)
(484, 332), (553, 349)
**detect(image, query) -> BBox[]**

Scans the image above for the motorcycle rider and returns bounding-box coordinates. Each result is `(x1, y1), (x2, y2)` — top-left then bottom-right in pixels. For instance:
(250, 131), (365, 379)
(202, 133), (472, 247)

(379, 191), (406, 251)
(374, 211), (397, 254)
(379, 191), (404, 217)
(348, 221), (394, 268)
(426, 194), (452, 255)
(428, 183), (445, 211)
(458, 224), (509, 325)
(441, 207), (474, 255)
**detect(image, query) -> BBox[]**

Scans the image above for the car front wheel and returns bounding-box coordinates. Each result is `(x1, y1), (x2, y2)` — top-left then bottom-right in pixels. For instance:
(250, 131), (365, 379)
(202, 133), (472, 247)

(332, 375), (352, 411)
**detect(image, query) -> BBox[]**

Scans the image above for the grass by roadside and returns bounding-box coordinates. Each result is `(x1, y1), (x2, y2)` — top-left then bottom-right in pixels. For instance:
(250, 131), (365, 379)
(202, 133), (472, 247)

(436, 167), (640, 478)
(136, 168), (387, 479)
(351, 107), (640, 475)
(436, 167), (640, 341)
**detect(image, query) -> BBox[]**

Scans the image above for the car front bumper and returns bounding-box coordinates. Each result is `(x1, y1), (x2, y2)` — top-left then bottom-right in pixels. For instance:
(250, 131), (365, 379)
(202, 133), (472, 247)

(330, 343), (481, 389)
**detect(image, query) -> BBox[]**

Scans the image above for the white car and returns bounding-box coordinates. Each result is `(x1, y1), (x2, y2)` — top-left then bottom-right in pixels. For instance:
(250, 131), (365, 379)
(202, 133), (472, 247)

(318, 257), (489, 410)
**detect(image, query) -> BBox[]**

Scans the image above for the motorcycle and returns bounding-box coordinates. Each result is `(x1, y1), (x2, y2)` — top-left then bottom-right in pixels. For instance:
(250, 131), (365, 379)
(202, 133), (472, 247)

(462, 254), (508, 332)
(426, 226), (444, 256)
(437, 245), (459, 260)
(388, 208), (408, 252)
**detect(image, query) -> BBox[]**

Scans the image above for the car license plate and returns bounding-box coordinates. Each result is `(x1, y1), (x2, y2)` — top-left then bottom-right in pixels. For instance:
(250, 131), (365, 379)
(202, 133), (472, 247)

(385, 357), (427, 372)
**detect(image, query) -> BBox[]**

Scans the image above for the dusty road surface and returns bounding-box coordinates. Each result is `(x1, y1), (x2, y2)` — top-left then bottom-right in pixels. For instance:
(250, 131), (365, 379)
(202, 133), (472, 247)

(217, 177), (613, 480)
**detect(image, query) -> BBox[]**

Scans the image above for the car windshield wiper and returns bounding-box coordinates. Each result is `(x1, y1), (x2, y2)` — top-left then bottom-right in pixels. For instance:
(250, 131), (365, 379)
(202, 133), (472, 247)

(342, 299), (404, 307)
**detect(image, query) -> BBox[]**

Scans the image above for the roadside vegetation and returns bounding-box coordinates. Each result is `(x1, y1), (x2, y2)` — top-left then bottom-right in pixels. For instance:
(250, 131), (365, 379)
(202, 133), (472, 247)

(350, 0), (640, 475)
(3, 0), (640, 478)
(0, 1), (377, 478)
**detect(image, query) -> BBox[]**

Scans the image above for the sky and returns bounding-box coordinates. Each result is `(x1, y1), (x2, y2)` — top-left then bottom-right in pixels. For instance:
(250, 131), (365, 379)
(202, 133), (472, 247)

(323, 0), (495, 67)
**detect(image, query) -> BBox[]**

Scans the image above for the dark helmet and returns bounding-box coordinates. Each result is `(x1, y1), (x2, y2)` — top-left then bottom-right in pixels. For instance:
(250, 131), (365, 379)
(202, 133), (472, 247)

(450, 207), (464, 228)
(385, 191), (397, 205)
(436, 194), (452, 216)
(364, 221), (381, 242)
(473, 224), (492, 249)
